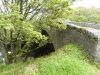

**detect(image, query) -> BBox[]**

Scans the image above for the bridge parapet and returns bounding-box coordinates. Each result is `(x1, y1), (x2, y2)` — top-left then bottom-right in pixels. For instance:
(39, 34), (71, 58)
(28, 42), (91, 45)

(47, 22), (100, 62)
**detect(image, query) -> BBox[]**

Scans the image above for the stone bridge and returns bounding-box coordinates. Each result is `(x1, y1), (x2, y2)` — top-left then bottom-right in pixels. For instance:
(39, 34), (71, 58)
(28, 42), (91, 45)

(1, 22), (100, 62)
(47, 22), (100, 62)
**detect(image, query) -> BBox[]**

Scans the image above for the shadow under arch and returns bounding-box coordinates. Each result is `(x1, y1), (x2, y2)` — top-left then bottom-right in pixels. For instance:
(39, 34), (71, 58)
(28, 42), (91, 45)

(23, 29), (55, 60)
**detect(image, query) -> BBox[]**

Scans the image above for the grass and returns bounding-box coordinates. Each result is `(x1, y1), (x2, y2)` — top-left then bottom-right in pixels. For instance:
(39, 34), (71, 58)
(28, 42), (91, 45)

(0, 44), (97, 75)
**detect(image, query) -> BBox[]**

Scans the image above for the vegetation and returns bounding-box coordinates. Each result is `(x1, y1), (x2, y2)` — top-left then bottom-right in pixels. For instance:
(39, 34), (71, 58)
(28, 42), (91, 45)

(68, 7), (100, 23)
(0, 0), (100, 75)
(0, 44), (97, 75)
(0, 0), (72, 64)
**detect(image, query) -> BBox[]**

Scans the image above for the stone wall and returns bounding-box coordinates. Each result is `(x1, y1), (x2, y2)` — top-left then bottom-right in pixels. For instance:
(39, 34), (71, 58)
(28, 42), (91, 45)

(47, 22), (100, 62)
(69, 22), (100, 30)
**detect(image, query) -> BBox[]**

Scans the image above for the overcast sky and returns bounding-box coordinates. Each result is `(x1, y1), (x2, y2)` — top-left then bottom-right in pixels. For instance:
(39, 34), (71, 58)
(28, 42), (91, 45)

(73, 0), (100, 8)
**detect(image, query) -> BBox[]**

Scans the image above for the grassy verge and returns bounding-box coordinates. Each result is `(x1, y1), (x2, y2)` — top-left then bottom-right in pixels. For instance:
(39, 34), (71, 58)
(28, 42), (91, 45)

(0, 44), (97, 75)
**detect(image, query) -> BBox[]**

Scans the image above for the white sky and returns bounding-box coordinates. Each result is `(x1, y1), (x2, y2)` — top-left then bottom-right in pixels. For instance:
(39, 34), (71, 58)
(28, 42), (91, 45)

(73, 0), (100, 8)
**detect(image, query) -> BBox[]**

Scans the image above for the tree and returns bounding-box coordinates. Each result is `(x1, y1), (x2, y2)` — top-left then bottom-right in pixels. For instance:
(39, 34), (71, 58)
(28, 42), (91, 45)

(0, 0), (72, 64)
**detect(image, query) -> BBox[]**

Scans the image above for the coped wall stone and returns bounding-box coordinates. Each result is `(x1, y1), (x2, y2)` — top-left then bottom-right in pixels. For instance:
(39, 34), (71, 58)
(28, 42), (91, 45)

(47, 22), (100, 62)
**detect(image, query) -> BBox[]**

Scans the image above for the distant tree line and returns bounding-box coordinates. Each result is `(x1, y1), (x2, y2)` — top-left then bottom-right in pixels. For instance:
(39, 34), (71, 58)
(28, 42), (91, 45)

(68, 7), (100, 23)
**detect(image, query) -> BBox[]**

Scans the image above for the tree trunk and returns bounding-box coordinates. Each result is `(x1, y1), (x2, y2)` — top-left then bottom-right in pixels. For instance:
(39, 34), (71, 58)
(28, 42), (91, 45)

(10, 30), (14, 53)
(0, 42), (9, 64)
(20, 0), (23, 14)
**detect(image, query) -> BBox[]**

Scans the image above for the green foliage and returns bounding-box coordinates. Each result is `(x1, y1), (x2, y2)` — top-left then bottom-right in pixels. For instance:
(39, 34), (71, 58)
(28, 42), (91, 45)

(32, 0), (72, 30)
(0, 44), (96, 75)
(0, 0), (72, 64)
(68, 7), (100, 23)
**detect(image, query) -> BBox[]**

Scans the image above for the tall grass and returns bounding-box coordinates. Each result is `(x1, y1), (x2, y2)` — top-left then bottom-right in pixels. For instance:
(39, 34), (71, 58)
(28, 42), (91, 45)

(34, 44), (96, 75)
(0, 44), (96, 75)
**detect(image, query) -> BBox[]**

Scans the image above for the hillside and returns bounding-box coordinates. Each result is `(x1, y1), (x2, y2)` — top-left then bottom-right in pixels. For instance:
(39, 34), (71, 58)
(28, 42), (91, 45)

(0, 44), (97, 75)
